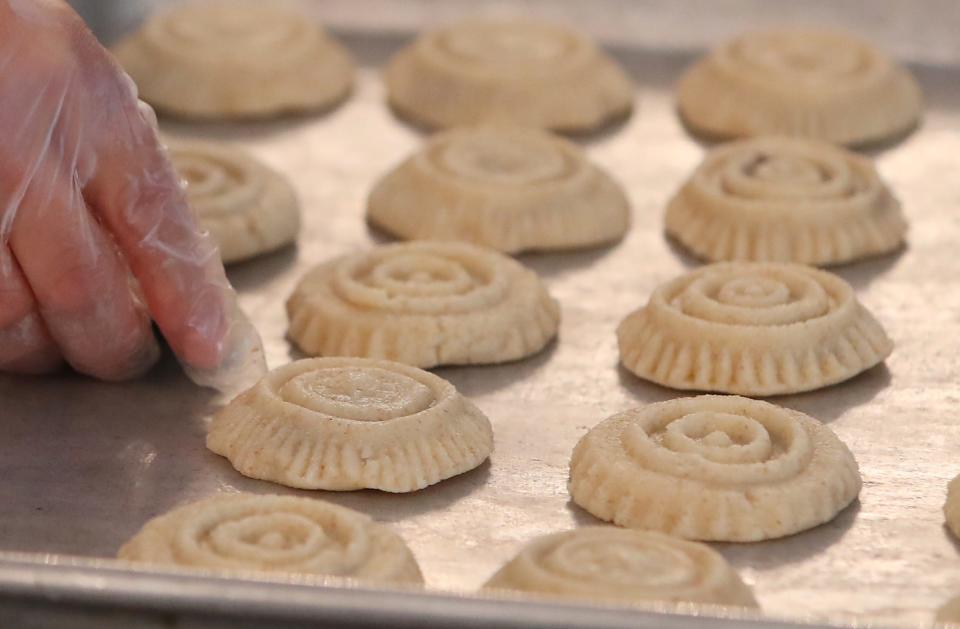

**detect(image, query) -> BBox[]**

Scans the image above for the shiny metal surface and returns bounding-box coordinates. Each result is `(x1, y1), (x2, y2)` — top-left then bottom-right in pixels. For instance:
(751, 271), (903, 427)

(5, 4), (960, 628)
(0, 553), (813, 629)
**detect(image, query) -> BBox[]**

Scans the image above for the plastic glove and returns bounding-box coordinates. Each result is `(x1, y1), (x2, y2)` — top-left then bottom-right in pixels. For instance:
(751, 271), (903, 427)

(0, 0), (265, 389)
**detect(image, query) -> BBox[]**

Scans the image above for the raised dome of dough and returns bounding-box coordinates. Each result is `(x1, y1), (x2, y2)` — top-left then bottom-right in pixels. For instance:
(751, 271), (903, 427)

(676, 29), (922, 145)
(665, 136), (906, 266)
(386, 18), (633, 132)
(113, 1), (354, 119)
(207, 357), (494, 492)
(368, 125), (629, 253)
(168, 139), (300, 264)
(287, 241), (560, 368)
(485, 526), (757, 606)
(569, 396), (861, 541)
(119, 493), (423, 584)
(618, 262), (893, 395)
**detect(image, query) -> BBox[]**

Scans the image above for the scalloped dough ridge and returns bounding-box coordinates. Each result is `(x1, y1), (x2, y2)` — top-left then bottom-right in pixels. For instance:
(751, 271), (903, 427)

(367, 125), (629, 253)
(665, 136), (906, 266)
(386, 18), (633, 132)
(287, 241), (560, 368)
(617, 262), (892, 395)
(484, 526), (758, 606)
(569, 396), (861, 541)
(119, 493), (423, 583)
(206, 358), (493, 492)
(676, 29), (922, 145)
(113, 1), (354, 118)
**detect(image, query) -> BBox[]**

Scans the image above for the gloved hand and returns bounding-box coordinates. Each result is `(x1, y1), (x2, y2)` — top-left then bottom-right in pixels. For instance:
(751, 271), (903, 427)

(0, 0), (265, 389)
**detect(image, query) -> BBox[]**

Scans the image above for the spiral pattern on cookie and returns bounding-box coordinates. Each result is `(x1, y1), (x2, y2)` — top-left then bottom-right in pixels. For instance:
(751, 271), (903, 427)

(667, 263), (842, 327)
(623, 397), (811, 485)
(287, 241), (559, 368)
(676, 28), (922, 145)
(386, 17), (633, 132)
(618, 263), (892, 394)
(175, 496), (374, 572)
(170, 144), (262, 218)
(530, 530), (714, 589)
(427, 128), (578, 185)
(666, 137), (906, 265)
(332, 242), (508, 315)
(278, 366), (435, 421)
(719, 30), (883, 88)
(119, 494), (423, 583)
(569, 396), (862, 540)
(486, 527), (757, 606)
(145, 2), (319, 65)
(207, 359), (494, 492)
(431, 19), (586, 70)
(698, 138), (875, 204)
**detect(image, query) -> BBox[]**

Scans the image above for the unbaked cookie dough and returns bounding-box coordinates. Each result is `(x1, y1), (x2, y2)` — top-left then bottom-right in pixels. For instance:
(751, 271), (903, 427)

(569, 396), (861, 542)
(938, 594), (960, 625)
(287, 241), (560, 368)
(118, 493), (423, 584)
(168, 139), (300, 264)
(484, 526), (757, 607)
(943, 473), (960, 540)
(113, 1), (354, 119)
(367, 125), (630, 253)
(676, 29), (922, 145)
(617, 262), (892, 395)
(385, 18), (634, 132)
(665, 136), (906, 266)
(207, 358), (494, 492)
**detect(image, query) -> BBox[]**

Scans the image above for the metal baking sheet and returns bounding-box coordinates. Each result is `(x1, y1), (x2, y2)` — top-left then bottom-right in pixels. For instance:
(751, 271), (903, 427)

(4, 2), (960, 627)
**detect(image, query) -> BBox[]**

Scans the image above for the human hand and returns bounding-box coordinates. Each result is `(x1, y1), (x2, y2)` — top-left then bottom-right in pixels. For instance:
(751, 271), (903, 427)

(0, 0), (265, 387)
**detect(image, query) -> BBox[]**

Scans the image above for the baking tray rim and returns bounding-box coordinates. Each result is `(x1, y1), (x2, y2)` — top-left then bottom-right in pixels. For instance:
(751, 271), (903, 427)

(0, 551), (823, 629)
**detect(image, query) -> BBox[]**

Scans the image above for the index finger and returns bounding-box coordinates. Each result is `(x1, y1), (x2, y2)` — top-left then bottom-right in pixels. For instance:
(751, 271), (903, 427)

(91, 137), (227, 369)
(78, 66), (229, 369)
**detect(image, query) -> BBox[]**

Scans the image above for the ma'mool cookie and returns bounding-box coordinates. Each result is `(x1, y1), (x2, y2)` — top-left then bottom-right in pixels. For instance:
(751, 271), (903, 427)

(367, 126), (630, 253)
(943, 474), (960, 539)
(665, 136), (906, 266)
(569, 396), (861, 542)
(385, 19), (633, 132)
(677, 29), (922, 145)
(938, 595), (960, 624)
(114, 1), (354, 118)
(617, 262), (892, 395)
(207, 358), (493, 492)
(484, 527), (757, 607)
(118, 493), (423, 584)
(287, 241), (560, 368)
(168, 140), (300, 264)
